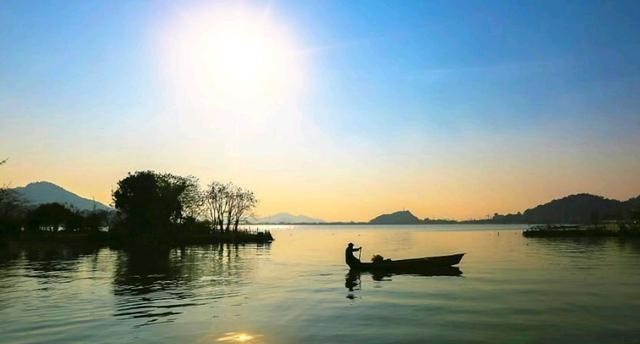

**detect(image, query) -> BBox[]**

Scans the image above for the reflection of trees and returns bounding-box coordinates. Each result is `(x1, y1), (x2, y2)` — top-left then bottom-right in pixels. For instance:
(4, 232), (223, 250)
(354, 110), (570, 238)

(112, 244), (259, 295)
(0, 243), (102, 290)
(614, 238), (640, 254)
(113, 247), (178, 296)
(527, 237), (634, 257)
(13, 243), (99, 274)
(112, 243), (270, 326)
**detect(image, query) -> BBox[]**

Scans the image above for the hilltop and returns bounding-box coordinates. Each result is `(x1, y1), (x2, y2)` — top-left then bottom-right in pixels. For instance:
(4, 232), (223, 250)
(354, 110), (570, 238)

(12, 181), (112, 211)
(369, 210), (421, 224)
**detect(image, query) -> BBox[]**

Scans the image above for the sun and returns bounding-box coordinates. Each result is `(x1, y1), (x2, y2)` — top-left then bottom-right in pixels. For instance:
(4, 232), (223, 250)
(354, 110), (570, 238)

(158, 4), (303, 115)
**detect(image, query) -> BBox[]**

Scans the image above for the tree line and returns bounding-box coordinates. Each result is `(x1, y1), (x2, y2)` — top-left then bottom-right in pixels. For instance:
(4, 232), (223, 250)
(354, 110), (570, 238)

(111, 170), (258, 236)
(1, 163), (266, 244)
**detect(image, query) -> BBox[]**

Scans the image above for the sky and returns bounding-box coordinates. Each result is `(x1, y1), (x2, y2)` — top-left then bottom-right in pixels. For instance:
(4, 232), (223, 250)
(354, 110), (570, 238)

(1, 0), (639, 221)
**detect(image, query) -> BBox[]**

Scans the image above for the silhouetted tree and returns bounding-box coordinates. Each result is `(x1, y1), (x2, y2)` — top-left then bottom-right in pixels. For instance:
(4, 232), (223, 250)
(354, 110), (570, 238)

(0, 158), (26, 236)
(81, 210), (109, 232)
(203, 181), (230, 232)
(231, 187), (257, 231)
(179, 176), (203, 220)
(25, 203), (76, 232)
(112, 171), (199, 236)
(202, 182), (257, 232)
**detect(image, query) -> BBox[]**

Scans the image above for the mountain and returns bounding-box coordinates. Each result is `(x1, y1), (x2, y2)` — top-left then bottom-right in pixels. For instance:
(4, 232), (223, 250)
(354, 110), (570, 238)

(490, 193), (640, 224)
(369, 210), (421, 224)
(252, 212), (325, 224)
(521, 193), (620, 223)
(13, 181), (112, 211)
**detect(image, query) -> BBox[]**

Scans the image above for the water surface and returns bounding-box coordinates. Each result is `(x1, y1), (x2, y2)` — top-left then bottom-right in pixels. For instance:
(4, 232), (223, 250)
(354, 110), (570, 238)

(1, 225), (639, 343)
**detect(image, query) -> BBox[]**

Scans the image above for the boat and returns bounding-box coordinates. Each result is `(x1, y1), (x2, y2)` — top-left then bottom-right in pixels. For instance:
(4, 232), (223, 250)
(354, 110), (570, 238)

(347, 253), (465, 272)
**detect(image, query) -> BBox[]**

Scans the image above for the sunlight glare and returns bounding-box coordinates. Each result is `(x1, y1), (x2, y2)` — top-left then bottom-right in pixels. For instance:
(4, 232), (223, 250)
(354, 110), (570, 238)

(216, 332), (263, 343)
(158, 4), (304, 116)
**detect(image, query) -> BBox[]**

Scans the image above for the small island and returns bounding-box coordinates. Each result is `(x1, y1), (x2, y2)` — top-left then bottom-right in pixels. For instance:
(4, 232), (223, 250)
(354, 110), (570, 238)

(368, 210), (458, 224)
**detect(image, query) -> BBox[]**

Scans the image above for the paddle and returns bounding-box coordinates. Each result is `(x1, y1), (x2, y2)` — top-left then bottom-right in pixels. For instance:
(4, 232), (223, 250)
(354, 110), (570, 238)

(358, 246), (362, 262)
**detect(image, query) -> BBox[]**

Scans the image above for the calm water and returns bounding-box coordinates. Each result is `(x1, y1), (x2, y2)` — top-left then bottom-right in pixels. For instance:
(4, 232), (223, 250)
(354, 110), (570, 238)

(1, 225), (639, 343)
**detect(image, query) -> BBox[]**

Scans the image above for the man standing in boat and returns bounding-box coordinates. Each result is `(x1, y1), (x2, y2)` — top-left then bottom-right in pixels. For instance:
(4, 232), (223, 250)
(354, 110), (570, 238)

(345, 243), (361, 266)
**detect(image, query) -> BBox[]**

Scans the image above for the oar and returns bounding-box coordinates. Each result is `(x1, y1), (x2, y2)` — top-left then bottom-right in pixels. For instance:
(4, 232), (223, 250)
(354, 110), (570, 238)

(358, 246), (362, 262)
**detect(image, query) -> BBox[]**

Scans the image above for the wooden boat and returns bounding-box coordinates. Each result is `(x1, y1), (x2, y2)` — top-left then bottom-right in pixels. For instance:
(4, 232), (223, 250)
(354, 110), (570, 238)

(348, 253), (465, 272)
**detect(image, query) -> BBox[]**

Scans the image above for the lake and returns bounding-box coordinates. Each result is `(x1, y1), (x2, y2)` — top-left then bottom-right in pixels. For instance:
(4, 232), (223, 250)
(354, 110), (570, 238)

(1, 225), (639, 343)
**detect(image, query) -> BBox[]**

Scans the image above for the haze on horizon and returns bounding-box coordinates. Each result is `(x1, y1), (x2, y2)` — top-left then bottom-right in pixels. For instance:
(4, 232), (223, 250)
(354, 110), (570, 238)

(1, 0), (639, 222)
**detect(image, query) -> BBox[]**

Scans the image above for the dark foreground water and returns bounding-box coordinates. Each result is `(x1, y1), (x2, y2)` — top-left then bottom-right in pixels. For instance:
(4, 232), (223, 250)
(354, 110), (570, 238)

(1, 225), (639, 343)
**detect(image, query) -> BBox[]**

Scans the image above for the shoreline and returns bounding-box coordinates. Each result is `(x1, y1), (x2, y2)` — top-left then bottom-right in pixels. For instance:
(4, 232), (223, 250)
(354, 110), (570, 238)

(523, 224), (640, 238)
(0, 229), (274, 248)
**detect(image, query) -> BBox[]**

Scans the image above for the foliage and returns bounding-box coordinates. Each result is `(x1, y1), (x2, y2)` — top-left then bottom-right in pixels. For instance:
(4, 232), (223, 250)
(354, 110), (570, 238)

(0, 187), (25, 235)
(202, 181), (257, 232)
(1, 165), (265, 245)
(25, 203), (78, 232)
(0, 158), (25, 235)
(21, 203), (108, 233)
(112, 171), (200, 235)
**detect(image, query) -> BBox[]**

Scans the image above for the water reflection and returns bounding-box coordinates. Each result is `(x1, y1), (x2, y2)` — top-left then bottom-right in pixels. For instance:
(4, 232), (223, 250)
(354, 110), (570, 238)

(0, 242), (102, 284)
(1, 228), (640, 343)
(215, 332), (264, 343)
(345, 267), (463, 298)
(112, 243), (271, 327)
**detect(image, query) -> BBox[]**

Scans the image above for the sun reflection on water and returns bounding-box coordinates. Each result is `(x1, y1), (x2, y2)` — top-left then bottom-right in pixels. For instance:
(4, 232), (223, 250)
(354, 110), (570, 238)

(216, 332), (263, 343)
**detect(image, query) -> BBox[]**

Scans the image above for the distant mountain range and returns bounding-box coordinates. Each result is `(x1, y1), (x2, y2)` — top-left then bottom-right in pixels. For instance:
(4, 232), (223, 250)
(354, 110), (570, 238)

(369, 193), (640, 225)
(250, 212), (325, 224)
(12, 181), (112, 211)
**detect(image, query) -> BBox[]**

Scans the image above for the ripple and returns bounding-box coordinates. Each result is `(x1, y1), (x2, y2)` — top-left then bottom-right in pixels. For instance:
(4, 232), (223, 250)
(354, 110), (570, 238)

(1, 232), (639, 343)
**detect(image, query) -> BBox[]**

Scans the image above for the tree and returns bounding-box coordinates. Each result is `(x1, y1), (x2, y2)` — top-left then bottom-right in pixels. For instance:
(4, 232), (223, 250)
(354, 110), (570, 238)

(112, 171), (200, 236)
(25, 203), (76, 232)
(81, 209), (109, 232)
(0, 158), (25, 235)
(0, 188), (25, 235)
(231, 188), (257, 231)
(203, 182), (231, 232)
(202, 182), (257, 232)
(179, 176), (203, 220)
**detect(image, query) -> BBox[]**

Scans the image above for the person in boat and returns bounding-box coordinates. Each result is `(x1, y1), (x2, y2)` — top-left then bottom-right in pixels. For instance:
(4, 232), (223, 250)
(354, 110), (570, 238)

(345, 243), (361, 266)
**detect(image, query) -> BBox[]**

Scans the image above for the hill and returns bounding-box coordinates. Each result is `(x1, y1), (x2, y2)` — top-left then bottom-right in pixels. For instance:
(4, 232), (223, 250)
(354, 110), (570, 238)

(490, 193), (640, 224)
(369, 210), (421, 224)
(13, 181), (112, 211)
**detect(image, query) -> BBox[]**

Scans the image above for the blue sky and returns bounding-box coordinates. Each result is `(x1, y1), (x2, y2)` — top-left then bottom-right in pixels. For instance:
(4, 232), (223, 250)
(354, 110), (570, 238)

(1, 0), (639, 220)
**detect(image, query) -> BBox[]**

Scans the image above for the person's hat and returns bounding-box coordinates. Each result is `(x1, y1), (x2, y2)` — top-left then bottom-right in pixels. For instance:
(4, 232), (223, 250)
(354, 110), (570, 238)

(348, 242), (354, 247)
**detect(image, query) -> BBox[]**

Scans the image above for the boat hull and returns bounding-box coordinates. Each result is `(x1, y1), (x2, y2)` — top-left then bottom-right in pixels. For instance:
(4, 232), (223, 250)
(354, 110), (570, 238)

(348, 253), (465, 272)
